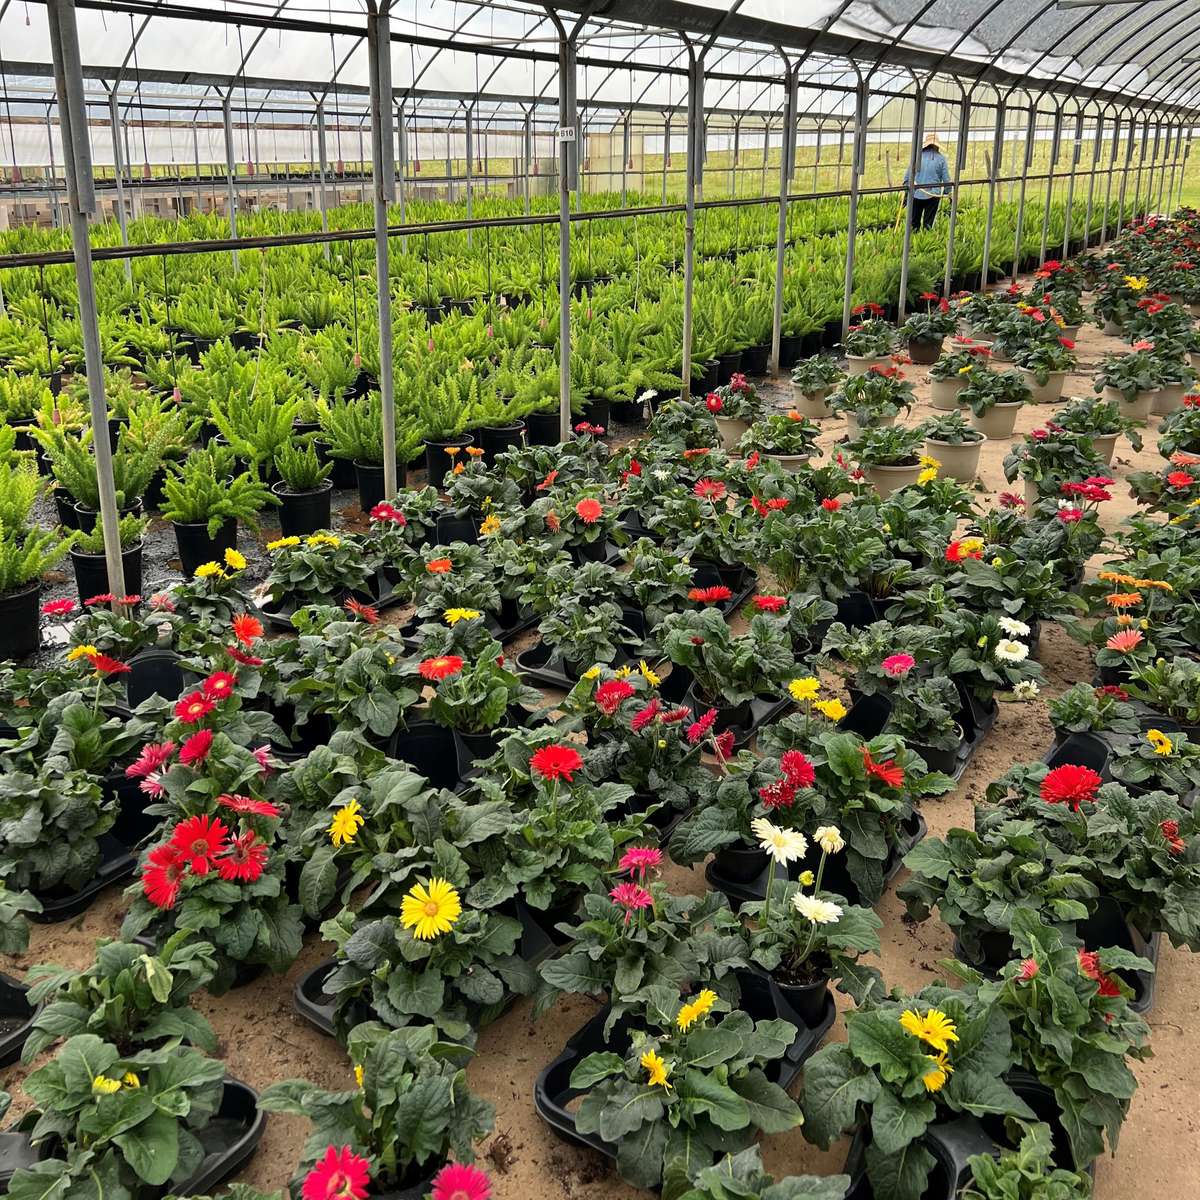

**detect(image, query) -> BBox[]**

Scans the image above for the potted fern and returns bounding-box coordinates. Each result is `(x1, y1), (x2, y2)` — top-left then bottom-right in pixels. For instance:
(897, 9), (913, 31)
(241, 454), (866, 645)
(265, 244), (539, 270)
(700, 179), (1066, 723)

(69, 513), (147, 602)
(271, 441), (334, 537)
(318, 393), (409, 511)
(0, 522), (75, 659)
(35, 428), (155, 532)
(159, 444), (276, 577)
(419, 371), (475, 481)
(210, 386), (303, 481)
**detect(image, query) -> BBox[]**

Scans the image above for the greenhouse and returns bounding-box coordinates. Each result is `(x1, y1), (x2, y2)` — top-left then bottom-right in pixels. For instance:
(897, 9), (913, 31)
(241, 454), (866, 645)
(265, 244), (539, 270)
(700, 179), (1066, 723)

(2, 0), (1200, 1198)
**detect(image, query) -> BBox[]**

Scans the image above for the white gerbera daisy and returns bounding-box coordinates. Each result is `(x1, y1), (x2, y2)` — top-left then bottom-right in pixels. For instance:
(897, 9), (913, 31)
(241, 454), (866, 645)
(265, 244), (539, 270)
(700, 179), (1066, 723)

(994, 639), (1029, 663)
(793, 894), (843, 925)
(814, 825), (845, 854)
(750, 817), (808, 865)
(998, 616), (1031, 638)
(1013, 680), (1040, 700)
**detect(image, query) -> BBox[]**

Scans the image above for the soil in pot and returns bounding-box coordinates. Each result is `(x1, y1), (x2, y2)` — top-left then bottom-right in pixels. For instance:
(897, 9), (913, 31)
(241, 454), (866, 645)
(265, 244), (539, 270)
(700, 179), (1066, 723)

(70, 540), (143, 602)
(0, 582), (39, 661)
(272, 479), (333, 537)
(924, 435), (984, 482)
(173, 518), (237, 579)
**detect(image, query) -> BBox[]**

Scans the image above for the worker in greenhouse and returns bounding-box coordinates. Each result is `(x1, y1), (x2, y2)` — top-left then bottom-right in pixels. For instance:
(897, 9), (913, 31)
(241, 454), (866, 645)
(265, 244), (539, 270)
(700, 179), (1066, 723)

(903, 131), (952, 230)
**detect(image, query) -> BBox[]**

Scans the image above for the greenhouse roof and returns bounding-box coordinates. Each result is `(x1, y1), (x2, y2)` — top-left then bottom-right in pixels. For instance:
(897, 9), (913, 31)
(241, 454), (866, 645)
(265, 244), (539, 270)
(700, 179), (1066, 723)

(0, 0), (1197, 126)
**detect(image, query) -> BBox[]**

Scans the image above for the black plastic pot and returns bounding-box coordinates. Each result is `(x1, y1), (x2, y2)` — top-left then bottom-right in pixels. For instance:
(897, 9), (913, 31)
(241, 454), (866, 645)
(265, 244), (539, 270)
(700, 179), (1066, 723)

(822, 317), (843, 348)
(477, 420), (526, 464)
(423, 434), (475, 483)
(699, 359), (720, 392)
(72, 498), (143, 535)
(715, 350), (743, 384)
(610, 399), (644, 426)
(800, 330), (825, 358)
(843, 1117), (993, 1199)
(272, 479), (333, 537)
(392, 721), (461, 791)
(354, 460), (386, 512)
(525, 409), (562, 446)
(435, 514), (478, 545)
(125, 648), (185, 709)
(54, 491), (79, 528)
(581, 399), (610, 430)
(70, 540), (143, 603)
(316, 443), (358, 489)
(712, 841), (768, 883)
(835, 589), (880, 630)
(0, 974), (36, 1068)
(741, 344), (770, 375)
(172, 518), (237, 579)
(5, 419), (33, 453)
(735, 964), (829, 1029)
(1044, 731), (1111, 778)
(0, 582), (39, 661)
(911, 730), (964, 776)
(166, 1079), (266, 1197)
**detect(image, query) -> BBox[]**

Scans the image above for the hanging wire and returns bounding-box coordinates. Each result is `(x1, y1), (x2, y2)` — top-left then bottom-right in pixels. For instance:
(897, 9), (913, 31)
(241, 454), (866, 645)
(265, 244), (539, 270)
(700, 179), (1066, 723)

(235, 24), (252, 172)
(348, 237), (361, 363)
(0, 26), (21, 182)
(162, 253), (181, 402)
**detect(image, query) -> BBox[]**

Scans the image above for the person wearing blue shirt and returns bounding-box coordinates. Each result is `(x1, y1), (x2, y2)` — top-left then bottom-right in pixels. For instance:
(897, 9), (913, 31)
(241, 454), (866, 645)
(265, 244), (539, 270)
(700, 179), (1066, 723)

(904, 132), (952, 229)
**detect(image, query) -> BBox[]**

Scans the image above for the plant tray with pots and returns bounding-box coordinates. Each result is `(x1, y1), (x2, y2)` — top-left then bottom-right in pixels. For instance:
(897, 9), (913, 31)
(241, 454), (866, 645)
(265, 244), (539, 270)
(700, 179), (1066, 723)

(256, 570), (405, 633)
(0, 1080), (264, 1198)
(680, 683), (793, 752)
(532, 991), (836, 1160)
(846, 691), (987, 784)
(293, 896), (569, 1039)
(397, 601), (539, 652)
(705, 812), (928, 908)
(1043, 731), (1112, 780)
(953, 895), (1159, 1015)
(0, 975), (36, 1068)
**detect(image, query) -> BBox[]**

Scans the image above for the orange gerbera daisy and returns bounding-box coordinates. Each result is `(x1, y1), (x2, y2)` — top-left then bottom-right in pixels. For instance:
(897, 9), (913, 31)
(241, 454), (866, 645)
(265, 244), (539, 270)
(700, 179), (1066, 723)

(1105, 592), (1142, 609)
(1106, 629), (1144, 653)
(1097, 571), (1137, 586)
(1135, 579), (1174, 592)
(426, 558), (453, 574)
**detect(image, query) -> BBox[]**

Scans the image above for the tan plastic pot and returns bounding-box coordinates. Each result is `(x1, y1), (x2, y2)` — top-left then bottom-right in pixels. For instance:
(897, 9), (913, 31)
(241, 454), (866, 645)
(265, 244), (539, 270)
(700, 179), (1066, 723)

(1189, 351), (1200, 373)
(1018, 368), (1067, 405)
(714, 415), (751, 449)
(949, 335), (993, 353)
(1101, 384), (1157, 424)
(845, 354), (890, 377)
(1189, 304), (1200, 320)
(789, 385), (832, 419)
(968, 401), (1024, 440)
(1154, 382), (1188, 415)
(929, 376), (968, 410)
(764, 452), (812, 475)
(1060, 324), (1081, 341)
(924, 435), (984, 482)
(1025, 476), (1049, 510)
(1101, 318), (1124, 337)
(864, 461), (923, 498)
(843, 410), (897, 439)
(1090, 432), (1118, 465)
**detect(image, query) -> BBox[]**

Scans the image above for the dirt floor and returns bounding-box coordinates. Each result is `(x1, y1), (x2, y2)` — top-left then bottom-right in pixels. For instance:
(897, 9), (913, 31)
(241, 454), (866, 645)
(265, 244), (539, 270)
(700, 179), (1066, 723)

(5, 300), (1199, 1198)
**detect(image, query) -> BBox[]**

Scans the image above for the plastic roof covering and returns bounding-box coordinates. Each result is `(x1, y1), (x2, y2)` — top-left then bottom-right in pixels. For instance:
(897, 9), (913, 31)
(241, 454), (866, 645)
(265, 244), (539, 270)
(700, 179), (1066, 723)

(0, 0), (1194, 136)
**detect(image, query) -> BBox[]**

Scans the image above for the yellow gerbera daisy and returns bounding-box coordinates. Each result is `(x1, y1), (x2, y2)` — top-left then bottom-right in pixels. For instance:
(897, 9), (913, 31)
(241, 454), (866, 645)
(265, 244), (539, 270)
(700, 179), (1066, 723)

(122, 1072), (141, 1088)
(92, 1075), (121, 1095)
(922, 1052), (953, 1092)
(444, 607), (482, 625)
(639, 660), (661, 687)
(899, 1007), (960, 1054)
(614, 665), (633, 679)
(917, 467), (938, 485)
(1147, 729), (1174, 756)
(919, 455), (942, 469)
(267, 536), (301, 550)
(194, 561), (223, 579)
(788, 677), (821, 703)
(641, 1048), (672, 1090)
(307, 533), (341, 548)
(479, 513), (501, 536)
(354, 1064), (364, 1088)
(814, 698), (847, 722)
(327, 799), (364, 847)
(582, 666), (602, 680)
(1124, 275), (1149, 291)
(400, 878), (463, 941)
(67, 644), (99, 662)
(676, 988), (717, 1032)
(224, 548), (246, 571)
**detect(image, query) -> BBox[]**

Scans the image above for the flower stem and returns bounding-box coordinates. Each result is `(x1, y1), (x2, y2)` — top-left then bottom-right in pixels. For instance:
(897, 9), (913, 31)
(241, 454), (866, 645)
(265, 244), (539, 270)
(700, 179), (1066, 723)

(761, 858), (776, 928)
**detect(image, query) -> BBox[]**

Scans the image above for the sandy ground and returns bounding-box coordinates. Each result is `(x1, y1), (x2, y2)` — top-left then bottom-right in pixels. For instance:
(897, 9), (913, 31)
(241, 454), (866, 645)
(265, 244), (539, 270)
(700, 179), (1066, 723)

(5, 302), (1199, 1199)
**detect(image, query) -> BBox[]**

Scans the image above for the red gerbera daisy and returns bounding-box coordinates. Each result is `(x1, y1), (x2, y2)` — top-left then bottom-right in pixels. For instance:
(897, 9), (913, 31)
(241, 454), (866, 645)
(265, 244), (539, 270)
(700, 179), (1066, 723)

(302, 1145), (371, 1200)
(1040, 763), (1102, 810)
(595, 678), (636, 715)
(694, 479), (727, 501)
(713, 730), (735, 761)
(232, 613), (264, 647)
(41, 598), (76, 617)
(535, 469), (558, 492)
(1167, 470), (1196, 488)
(630, 698), (662, 732)
(821, 497), (841, 512)
(218, 831), (269, 883)
(862, 747), (904, 789)
(780, 749), (815, 788)
(227, 645), (265, 667)
(179, 729), (214, 767)
(753, 595), (788, 613)
(431, 1162), (491, 1200)
(84, 593), (115, 606)
(530, 743), (583, 782)
(88, 653), (130, 676)
(169, 814), (229, 876)
(344, 597), (379, 623)
(574, 497), (603, 524)
(418, 655), (464, 681)
(1077, 949), (1122, 998)
(174, 692), (215, 724)
(686, 708), (718, 745)
(141, 843), (187, 909)
(759, 778), (796, 809)
(217, 793), (280, 819)
(201, 671), (236, 701)
(426, 558), (453, 574)
(126, 741), (176, 780)
(688, 585), (733, 604)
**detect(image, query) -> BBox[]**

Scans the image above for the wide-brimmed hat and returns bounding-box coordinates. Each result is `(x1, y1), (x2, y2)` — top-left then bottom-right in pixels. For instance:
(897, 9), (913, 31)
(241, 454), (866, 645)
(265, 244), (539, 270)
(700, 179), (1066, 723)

(923, 131), (943, 149)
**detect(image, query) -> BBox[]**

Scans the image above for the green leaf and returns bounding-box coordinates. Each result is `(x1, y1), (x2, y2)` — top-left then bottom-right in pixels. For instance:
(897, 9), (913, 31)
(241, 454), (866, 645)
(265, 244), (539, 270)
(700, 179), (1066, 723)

(298, 845), (340, 919)
(615, 1112), (669, 1190)
(847, 1011), (922, 1085)
(113, 1107), (180, 1186)
(597, 1079), (667, 1142)
(682, 1025), (744, 1070)
(869, 1087), (934, 1156)
(679, 1068), (750, 1132)
(728, 1068), (803, 1134)
(864, 1137), (937, 1200)
(800, 1044), (881, 1148)
(569, 1052), (625, 1089)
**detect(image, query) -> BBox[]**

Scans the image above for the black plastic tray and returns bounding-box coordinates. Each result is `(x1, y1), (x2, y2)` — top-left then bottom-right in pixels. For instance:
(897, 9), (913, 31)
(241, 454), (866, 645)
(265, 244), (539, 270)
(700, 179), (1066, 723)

(0, 975), (35, 1068)
(533, 991), (836, 1160)
(704, 812), (928, 908)
(258, 569), (407, 632)
(30, 832), (136, 923)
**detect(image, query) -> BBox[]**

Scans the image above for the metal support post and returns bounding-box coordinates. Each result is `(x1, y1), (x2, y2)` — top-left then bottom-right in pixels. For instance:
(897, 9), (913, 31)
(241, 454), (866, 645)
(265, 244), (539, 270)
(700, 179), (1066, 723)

(357, 125), (366, 204)
(681, 45), (704, 401)
(316, 103), (330, 260)
(367, 9), (397, 499)
(621, 111), (630, 205)
(769, 63), (797, 375)
(522, 109), (532, 214)
(1084, 114), (1103, 249)
(897, 82), (927, 321)
(943, 94), (971, 296)
(107, 90), (131, 278)
(396, 104), (408, 239)
(47, 0), (125, 602)
(45, 110), (59, 228)
(1011, 102), (1037, 281)
(1038, 103), (1062, 266)
(842, 78), (870, 338)
(553, 20), (579, 438)
(1102, 115), (1119, 242)
(979, 100), (1005, 290)
(1062, 110), (1083, 260)
(730, 118), (740, 197)
(192, 123), (202, 209)
(661, 113), (670, 203)
(760, 118), (769, 196)
(464, 106), (474, 246)
(1116, 114), (1135, 234)
(1180, 130), (1193, 212)
(222, 93), (239, 267)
